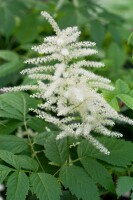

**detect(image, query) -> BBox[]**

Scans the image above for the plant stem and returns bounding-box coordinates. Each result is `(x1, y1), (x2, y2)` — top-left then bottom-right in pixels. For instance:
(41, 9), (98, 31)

(24, 121), (45, 172)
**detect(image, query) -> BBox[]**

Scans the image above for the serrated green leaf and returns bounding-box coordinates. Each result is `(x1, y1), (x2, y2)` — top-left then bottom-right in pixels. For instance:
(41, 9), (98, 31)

(0, 135), (28, 153)
(78, 138), (133, 167)
(116, 176), (133, 197)
(16, 155), (39, 172)
(34, 132), (50, 145)
(0, 108), (22, 120)
(0, 164), (12, 183)
(44, 135), (67, 165)
(117, 94), (133, 110)
(30, 173), (61, 200)
(59, 166), (99, 200)
(80, 158), (115, 192)
(6, 171), (29, 200)
(0, 150), (20, 169)
(0, 92), (38, 121)
(27, 117), (46, 133)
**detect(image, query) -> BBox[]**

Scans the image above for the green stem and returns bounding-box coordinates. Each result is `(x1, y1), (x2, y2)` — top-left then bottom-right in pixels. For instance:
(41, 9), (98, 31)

(24, 121), (45, 172)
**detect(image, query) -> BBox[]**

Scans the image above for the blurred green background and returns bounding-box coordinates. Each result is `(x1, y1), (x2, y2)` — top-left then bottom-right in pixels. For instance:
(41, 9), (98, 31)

(0, 0), (133, 138)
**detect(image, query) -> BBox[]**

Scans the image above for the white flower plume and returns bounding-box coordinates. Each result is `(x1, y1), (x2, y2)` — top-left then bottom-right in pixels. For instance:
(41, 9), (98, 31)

(2, 11), (133, 155)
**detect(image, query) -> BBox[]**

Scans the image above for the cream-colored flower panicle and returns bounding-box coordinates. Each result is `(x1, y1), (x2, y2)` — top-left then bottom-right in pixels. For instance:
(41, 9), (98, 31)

(2, 11), (133, 155)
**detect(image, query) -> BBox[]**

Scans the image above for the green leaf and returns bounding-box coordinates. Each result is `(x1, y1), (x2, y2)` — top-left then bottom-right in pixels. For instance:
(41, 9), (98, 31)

(116, 176), (133, 197)
(61, 191), (77, 200)
(27, 117), (59, 132)
(0, 135), (28, 153)
(59, 166), (99, 200)
(117, 94), (133, 110)
(107, 43), (126, 76)
(16, 13), (39, 44)
(30, 173), (61, 200)
(102, 91), (120, 111)
(110, 97), (120, 111)
(0, 50), (23, 78)
(27, 117), (46, 133)
(44, 135), (67, 165)
(90, 20), (106, 46)
(58, 3), (88, 28)
(0, 107), (23, 120)
(0, 92), (38, 121)
(80, 158), (115, 192)
(0, 120), (22, 135)
(0, 164), (12, 183)
(0, 150), (39, 171)
(0, 150), (20, 169)
(6, 171), (29, 200)
(78, 138), (133, 167)
(115, 79), (130, 94)
(0, 8), (15, 37)
(108, 25), (122, 44)
(34, 132), (50, 145)
(16, 155), (39, 172)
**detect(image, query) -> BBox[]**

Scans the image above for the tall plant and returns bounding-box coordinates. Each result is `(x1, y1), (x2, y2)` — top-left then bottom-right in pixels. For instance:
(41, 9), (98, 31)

(1, 11), (133, 200)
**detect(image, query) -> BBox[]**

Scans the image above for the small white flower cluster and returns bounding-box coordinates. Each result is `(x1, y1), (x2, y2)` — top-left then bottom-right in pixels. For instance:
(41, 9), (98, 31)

(2, 11), (133, 154)
(16, 127), (38, 138)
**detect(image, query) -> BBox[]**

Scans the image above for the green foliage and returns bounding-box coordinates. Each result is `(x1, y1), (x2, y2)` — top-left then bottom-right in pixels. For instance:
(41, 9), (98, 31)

(0, 120), (22, 135)
(6, 171), (29, 200)
(16, 155), (39, 172)
(0, 135), (28, 153)
(80, 158), (115, 192)
(44, 135), (67, 166)
(116, 176), (133, 197)
(0, 50), (24, 78)
(0, 164), (12, 183)
(0, 150), (20, 169)
(90, 20), (106, 46)
(30, 173), (61, 200)
(117, 94), (133, 110)
(78, 138), (133, 167)
(0, 92), (38, 121)
(16, 13), (39, 44)
(103, 79), (133, 111)
(60, 166), (99, 200)
(33, 132), (50, 145)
